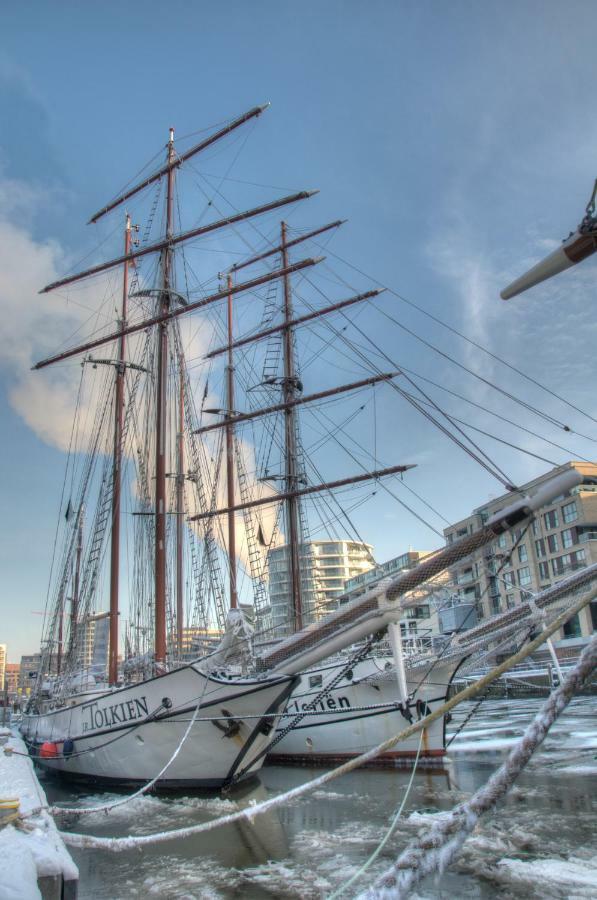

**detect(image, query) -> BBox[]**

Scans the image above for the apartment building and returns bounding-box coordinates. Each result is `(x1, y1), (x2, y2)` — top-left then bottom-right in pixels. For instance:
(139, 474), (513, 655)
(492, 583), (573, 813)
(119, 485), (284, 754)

(3, 663), (20, 701)
(0, 645), (6, 694)
(444, 461), (597, 641)
(342, 549), (447, 649)
(268, 539), (374, 634)
(18, 653), (41, 693)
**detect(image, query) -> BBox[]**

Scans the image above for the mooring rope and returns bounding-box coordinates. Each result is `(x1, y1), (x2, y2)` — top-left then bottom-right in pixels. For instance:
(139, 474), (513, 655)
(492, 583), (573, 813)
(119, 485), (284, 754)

(327, 731), (425, 900)
(359, 630), (597, 899)
(54, 589), (595, 851)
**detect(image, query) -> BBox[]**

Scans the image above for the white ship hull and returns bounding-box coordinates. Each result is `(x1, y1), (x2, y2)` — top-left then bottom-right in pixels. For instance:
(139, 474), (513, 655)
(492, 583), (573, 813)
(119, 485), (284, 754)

(268, 655), (458, 766)
(20, 663), (296, 788)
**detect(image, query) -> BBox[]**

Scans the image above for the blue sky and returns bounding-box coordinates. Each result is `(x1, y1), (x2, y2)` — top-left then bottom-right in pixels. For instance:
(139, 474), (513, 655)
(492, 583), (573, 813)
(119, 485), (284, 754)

(2, 1), (597, 659)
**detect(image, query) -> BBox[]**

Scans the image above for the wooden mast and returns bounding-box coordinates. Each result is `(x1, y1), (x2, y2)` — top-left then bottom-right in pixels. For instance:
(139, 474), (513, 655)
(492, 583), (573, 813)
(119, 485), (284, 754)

(175, 362), (185, 655)
(69, 510), (83, 659)
(226, 274), (239, 609)
(56, 596), (63, 676)
(280, 221), (303, 632)
(154, 128), (175, 666)
(108, 214), (131, 685)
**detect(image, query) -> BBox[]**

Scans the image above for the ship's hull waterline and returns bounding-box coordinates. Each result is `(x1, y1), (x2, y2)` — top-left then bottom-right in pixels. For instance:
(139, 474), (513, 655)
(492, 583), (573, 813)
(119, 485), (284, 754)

(20, 664), (296, 788)
(268, 656), (458, 767)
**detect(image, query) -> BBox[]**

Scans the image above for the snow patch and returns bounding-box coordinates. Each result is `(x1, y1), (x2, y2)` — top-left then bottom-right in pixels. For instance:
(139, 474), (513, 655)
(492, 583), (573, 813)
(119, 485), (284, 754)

(495, 856), (597, 898)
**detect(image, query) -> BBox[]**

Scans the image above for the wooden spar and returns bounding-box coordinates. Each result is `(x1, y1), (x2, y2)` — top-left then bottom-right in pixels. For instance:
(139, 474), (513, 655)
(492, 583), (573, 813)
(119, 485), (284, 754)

(190, 464), (415, 521)
(281, 221), (303, 631)
(88, 103), (270, 224)
(194, 372), (399, 435)
(205, 289), (384, 360)
(41, 190), (318, 294)
(56, 596), (63, 676)
(231, 219), (345, 272)
(108, 215), (131, 685)
(176, 358), (184, 654)
(154, 129), (176, 666)
(33, 258), (323, 371)
(70, 510), (83, 659)
(226, 274), (238, 609)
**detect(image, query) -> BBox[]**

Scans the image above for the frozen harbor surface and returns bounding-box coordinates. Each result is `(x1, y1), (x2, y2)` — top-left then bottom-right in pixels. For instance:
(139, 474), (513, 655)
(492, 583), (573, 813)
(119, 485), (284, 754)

(47, 696), (596, 898)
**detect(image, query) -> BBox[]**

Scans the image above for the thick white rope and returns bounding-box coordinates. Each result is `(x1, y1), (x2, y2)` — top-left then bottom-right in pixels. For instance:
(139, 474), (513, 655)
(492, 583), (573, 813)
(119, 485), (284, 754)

(359, 631), (597, 899)
(56, 590), (595, 852)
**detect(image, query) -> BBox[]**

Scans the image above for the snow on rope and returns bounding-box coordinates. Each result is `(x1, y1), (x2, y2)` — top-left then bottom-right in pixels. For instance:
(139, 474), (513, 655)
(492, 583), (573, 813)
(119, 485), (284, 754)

(359, 631), (597, 900)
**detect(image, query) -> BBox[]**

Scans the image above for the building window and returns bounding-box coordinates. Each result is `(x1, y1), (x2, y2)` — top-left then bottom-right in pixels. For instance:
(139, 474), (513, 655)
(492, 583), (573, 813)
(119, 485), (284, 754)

(405, 605), (430, 619)
(518, 544), (528, 563)
(506, 594), (515, 609)
(538, 561), (550, 581)
(544, 509), (559, 530)
(504, 571), (515, 589)
(562, 501), (578, 524)
(531, 519), (540, 537)
(547, 533), (559, 554)
(517, 566), (531, 586)
(563, 613), (582, 639)
(535, 538), (546, 558)
(573, 548), (586, 566)
(561, 528), (576, 549)
(497, 533), (508, 549)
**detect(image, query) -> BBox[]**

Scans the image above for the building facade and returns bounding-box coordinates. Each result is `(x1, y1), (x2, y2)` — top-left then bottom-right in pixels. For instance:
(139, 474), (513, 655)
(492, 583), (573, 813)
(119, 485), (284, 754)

(4, 663), (20, 701)
(342, 549), (448, 650)
(268, 539), (374, 634)
(444, 461), (597, 641)
(0, 645), (6, 694)
(18, 654), (41, 694)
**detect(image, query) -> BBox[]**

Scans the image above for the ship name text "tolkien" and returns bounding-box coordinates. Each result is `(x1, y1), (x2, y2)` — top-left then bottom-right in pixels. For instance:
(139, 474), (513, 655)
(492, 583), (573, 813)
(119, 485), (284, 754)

(82, 696), (149, 732)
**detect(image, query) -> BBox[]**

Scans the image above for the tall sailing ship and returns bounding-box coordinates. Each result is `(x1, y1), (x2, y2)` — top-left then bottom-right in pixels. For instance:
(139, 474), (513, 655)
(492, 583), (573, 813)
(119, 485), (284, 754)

(20, 103), (592, 785)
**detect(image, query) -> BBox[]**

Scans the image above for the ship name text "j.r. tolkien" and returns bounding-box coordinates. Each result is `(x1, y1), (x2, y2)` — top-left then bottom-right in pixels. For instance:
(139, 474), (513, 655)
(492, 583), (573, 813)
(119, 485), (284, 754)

(82, 696), (149, 732)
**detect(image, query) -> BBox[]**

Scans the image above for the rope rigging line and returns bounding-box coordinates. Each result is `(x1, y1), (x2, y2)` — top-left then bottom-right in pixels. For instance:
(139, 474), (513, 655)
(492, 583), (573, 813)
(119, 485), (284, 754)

(312, 240), (597, 431)
(328, 730), (425, 900)
(307, 403), (453, 533)
(360, 631), (597, 899)
(290, 277), (520, 491)
(308, 251), (586, 440)
(393, 364), (593, 461)
(396, 390), (559, 467)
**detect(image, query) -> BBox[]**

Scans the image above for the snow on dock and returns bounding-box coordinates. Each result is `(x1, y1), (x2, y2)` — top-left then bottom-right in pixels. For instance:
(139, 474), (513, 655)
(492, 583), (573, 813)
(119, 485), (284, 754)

(0, 727), (78, 900)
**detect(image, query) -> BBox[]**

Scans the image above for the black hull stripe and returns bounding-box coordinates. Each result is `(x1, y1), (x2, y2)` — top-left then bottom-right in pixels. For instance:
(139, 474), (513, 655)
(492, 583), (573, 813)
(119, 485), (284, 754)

(22, 663), (291, 722)
(273, 704), (446, 734)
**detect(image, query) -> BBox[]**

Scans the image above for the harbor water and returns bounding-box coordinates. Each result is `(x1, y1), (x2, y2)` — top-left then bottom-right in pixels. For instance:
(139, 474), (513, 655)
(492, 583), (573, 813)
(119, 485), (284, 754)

(45, 695), (597, 898)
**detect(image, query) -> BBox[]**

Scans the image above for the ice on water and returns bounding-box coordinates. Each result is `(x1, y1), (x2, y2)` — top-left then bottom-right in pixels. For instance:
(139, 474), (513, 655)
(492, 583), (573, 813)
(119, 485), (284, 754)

(48, 695), (596, 899)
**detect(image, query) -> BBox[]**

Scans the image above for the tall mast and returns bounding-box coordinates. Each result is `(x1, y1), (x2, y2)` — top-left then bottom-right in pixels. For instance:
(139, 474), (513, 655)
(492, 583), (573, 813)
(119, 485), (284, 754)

(108, 214), (131, 685)
(280, 221), (303, 632)
(175, 363), (185, 654)
(226, 273), (238, 609)
(154, 128), (175, 665)
(56, 596), (63, 676)
(70, 510), (83, 659)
